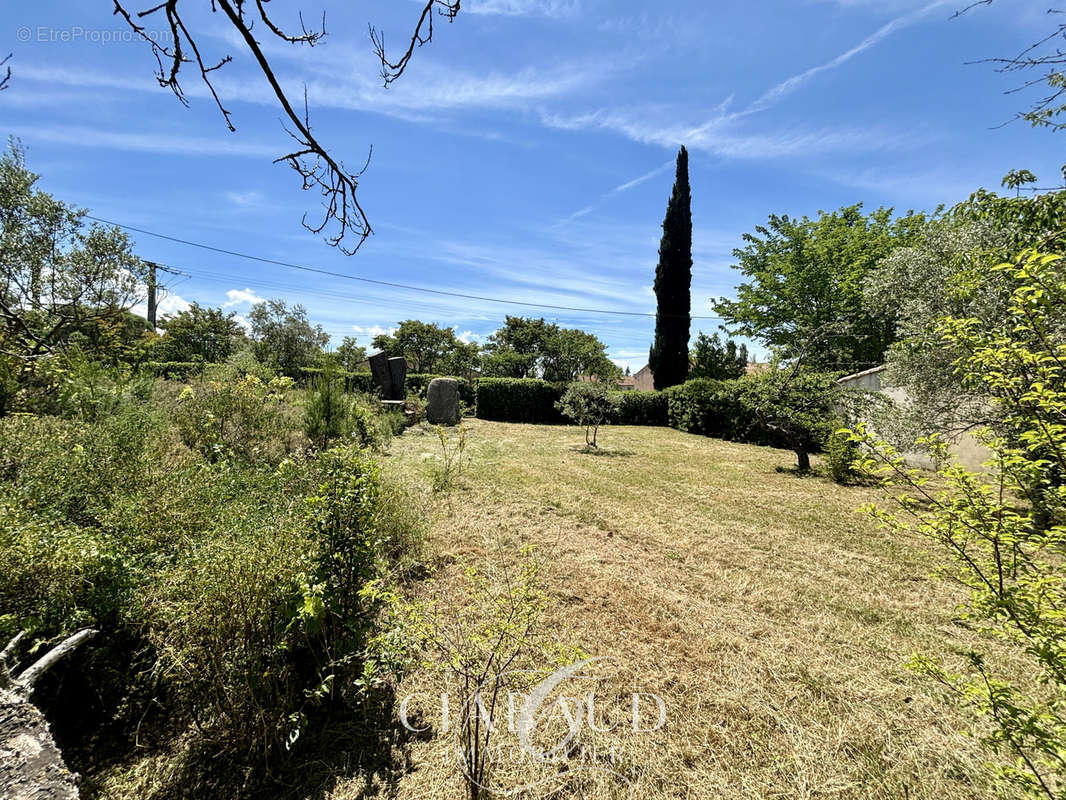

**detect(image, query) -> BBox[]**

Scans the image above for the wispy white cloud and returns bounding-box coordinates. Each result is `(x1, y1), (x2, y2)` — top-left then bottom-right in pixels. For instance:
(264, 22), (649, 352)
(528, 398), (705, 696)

(224, 190), (266, 208)
(545, 0), (947, 160)
(5, 124), (278, 158)
(746, 0), (953, 114)
(224, 287), (266, 307)
(16, 55), (592, 122)
(559, 158), (674, 223)
(543, 110), (928, 158)
(131, 289), (191, 321)
(464, 0), (578, 16)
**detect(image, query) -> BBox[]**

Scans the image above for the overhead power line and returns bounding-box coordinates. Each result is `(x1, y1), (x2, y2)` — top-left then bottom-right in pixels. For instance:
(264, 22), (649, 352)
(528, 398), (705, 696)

(87, 215), (727, 322)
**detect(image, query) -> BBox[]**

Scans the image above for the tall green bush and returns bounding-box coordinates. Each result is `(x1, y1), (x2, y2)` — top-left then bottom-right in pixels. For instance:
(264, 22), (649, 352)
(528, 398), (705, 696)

(475, 378), (565, 423)
(174, 374), (295, 463)
(613, 390), (668, 426)
(303, 368), (351, 450)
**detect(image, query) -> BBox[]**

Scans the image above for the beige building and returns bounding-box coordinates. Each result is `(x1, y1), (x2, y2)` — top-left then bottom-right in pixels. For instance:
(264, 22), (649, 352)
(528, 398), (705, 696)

(630, 364), (655, 392)
(837, 365), (991, 471)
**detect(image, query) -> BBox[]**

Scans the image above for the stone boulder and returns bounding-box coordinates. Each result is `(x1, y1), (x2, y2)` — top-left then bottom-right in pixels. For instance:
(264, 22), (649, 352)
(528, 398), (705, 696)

(426, 378), (460, 425)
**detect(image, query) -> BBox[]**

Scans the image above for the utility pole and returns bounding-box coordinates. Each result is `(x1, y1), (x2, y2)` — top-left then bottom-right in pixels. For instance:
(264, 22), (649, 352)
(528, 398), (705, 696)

(146, 261), (158, 331)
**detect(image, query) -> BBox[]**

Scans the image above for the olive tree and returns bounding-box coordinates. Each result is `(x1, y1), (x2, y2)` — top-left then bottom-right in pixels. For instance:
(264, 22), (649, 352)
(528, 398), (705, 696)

(556, 382), (618, 449)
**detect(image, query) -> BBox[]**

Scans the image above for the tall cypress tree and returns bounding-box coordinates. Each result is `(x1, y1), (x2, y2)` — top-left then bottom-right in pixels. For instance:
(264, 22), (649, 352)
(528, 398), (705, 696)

(649, 146), (692, 390)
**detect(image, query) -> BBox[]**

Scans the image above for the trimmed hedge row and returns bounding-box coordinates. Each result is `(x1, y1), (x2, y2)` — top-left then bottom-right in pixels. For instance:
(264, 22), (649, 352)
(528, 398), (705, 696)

(613, 390), (669, 426)
(475, 378), (566, 423)
(469, 376), (780, 447)
(664, 378), (776, 446)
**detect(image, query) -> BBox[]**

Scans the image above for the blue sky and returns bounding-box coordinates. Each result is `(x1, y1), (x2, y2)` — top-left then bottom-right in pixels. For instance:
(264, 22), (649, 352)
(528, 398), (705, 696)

(4, 0), (1062, 370)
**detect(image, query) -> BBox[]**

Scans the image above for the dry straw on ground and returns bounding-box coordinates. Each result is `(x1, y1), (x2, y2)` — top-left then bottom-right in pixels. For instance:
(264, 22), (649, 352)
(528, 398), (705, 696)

(324, 420), (1019, 800)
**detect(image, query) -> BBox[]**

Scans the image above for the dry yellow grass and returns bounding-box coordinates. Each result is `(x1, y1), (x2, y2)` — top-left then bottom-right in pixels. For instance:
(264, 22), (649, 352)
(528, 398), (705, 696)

(329, 420), (1015, 800)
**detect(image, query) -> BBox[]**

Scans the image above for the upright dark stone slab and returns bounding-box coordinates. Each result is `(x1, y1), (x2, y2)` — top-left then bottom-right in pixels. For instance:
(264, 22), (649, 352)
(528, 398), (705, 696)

(387, 357), (407, 400)
(368, 351), (392, 397)
(426, 377), (460, 425)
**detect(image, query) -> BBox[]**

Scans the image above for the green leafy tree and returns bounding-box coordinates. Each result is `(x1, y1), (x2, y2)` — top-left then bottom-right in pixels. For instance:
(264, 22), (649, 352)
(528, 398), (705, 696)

(866, 188), (1066, 447)
(689, 332), (748, 380)
(155, 302), (244, 363)
(649, 146), (692, 390)
(482, 316), (618, 382)
(541, 327), (619, 383)
(372, 320), (479, 375)
(480, 349), (537, 379)
(738, 366), (842, 471)
(0, 141), (145, 382)
(856, 250), (1066, 798)
(715, 204), (926, 373)
(556, 381), (618, 449)
(334, 336), (368, 372)
(247, 299), (329, 378)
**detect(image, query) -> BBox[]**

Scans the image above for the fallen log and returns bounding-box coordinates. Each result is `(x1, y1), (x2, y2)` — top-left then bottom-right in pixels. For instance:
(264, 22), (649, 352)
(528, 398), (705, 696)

(0, 629), (98, 800)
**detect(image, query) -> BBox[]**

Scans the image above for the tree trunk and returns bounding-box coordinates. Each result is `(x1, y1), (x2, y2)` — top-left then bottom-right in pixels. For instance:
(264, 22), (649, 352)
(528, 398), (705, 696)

(795, 449), (810, 471)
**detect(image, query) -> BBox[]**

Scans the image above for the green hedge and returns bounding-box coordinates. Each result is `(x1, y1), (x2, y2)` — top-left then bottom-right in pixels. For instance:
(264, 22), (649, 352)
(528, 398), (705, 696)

(613, 390), (668, 426)
(664, 378), (777, 446)
(475, 378), (566, 423)
(406, 374), (476, 406)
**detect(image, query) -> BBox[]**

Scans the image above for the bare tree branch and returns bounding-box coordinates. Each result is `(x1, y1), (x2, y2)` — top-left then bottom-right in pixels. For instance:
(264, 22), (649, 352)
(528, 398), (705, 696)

(956, 2), (1066, 131)
(112, 1), (461, 253)
(0, 54), (11, 92)
(370, 1), (461, 87)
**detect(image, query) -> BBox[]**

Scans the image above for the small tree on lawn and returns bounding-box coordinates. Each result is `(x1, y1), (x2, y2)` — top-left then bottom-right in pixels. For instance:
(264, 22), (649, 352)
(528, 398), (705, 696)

(556, 382), (618, 449)
(739, 367), (840, 471)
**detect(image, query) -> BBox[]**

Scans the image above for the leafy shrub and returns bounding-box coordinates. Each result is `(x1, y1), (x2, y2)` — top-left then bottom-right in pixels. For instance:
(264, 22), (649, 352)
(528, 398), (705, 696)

(613, 390), (668, 426)
(0, 407), (159, 526)
(557, 382), (618, 448)
(733, 369), (841, 470)
(0, 500), (132, 641)
(475, 378), (565, 423)
(824, 425), (859, 484)
(665, 378), (729, 436)
(174, 374), (295, 464)
(211, 342), (276, 382)
(345, 371), (377, 394)
(857, 251), (1066, 797)
(0, 377), (424, 793)
(303, 370), (351, 450)
(404, 394), (426, 427)
(135, 512), (312, 757)
(140, 360), (204, 380)
(663, 376), (813, 450)
(431, 424), (467, 492)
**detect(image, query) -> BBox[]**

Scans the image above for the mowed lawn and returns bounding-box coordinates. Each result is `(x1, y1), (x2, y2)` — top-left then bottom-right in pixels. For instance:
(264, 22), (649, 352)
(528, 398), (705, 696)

(340, 420), (1008, 800)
